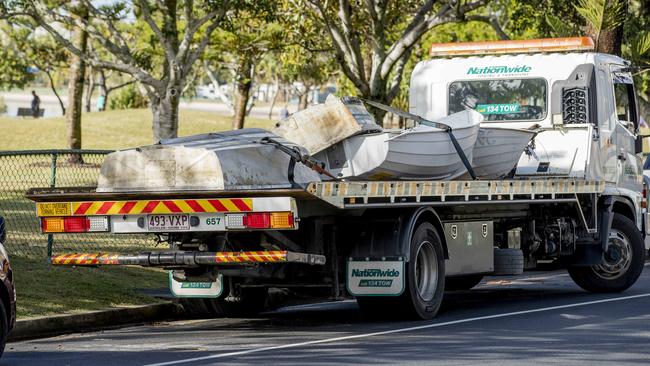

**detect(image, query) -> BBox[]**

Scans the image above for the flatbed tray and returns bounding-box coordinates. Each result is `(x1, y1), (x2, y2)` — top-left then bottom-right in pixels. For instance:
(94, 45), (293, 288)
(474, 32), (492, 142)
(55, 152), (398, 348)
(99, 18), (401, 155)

(26, 179), (606, 209)
(306, 179), (606, 208)
(25, 186), (316, 202)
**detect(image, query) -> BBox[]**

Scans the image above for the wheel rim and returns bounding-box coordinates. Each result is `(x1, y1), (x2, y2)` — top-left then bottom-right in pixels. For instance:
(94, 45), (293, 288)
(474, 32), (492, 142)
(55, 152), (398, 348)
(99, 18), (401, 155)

(414, 240), (438, 301)
(592, 228), (632, 280)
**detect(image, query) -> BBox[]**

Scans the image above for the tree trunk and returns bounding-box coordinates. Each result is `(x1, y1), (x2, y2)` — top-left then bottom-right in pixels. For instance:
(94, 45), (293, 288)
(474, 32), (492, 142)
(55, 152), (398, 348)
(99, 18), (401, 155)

(203, 61), (234, 113)
(66, 9), (89, 164)
(588, 0), (628, 56)
(98, 70), (108, 111)
(365, 90), (389, 127)
(298, 91), (309, 110)
(297, 82), (312, 111)
(268, 79), (281, 120)
(232, 58), (253, 130)
(151, 91), (180, 142)
(84, 66), (95, 113)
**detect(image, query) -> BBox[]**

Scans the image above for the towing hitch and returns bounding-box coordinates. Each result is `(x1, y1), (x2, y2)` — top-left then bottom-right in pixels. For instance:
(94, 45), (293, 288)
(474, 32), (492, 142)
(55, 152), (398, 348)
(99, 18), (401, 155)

(50, 250), (326, 267)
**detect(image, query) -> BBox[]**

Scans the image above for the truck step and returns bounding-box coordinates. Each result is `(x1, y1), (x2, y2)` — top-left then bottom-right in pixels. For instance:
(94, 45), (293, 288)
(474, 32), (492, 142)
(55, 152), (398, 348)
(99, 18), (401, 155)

(50, 250), (326, 267)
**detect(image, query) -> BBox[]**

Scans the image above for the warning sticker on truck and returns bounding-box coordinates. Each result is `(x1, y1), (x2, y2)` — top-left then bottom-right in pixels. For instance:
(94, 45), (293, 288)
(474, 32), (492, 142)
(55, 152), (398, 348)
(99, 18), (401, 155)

(347, 260), (405, 296)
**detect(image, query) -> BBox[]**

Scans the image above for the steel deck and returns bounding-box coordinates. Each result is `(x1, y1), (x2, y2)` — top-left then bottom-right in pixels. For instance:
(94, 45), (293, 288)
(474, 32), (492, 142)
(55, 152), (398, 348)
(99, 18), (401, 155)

(306, 180), (605, 209)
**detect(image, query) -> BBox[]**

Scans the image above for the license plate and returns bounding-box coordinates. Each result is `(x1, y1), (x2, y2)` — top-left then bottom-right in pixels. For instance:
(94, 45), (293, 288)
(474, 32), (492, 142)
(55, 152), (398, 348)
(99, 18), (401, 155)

(147, 214), (190, 231)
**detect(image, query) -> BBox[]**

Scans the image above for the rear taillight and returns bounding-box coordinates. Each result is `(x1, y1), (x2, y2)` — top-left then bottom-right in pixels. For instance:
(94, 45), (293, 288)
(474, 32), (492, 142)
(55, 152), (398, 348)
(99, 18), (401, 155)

(270, 212), (294, 229)
(41, 217), (65, 233)
(244, 212), (271, 229)
(41, 216), (109, 233)
(64, 217), (90, 232)
(225, 212), (294, 230)
(643, 184), (647, 210)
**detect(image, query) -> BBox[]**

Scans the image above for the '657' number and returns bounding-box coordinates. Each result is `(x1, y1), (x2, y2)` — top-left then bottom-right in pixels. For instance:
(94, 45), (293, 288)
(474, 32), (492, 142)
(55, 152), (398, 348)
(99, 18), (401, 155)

(206, 217), (221, 226)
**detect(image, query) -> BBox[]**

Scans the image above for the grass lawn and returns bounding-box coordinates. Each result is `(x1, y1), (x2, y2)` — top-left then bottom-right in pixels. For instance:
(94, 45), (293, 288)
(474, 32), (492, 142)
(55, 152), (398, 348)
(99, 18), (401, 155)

(0, 108), (274, 150)
(0, 108), (273, 317)
(12, 256), (167, 318)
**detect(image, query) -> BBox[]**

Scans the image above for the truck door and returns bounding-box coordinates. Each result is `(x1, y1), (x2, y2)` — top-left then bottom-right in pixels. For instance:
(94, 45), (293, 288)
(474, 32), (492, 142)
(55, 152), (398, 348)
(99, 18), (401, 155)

(611, 70), (641, 191)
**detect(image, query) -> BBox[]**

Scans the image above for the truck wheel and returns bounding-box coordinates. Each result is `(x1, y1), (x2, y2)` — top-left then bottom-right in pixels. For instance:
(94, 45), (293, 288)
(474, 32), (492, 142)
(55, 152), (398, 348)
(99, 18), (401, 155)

(401, 222), (446, 319)
(445, 275), (483, 291)
(568, 213), (645, 293)
(357, 222), (445, 320)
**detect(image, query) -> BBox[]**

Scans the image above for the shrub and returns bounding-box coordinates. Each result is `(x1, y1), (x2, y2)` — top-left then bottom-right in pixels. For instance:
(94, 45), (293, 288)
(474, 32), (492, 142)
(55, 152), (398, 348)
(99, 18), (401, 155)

(109, 84), (149, 110)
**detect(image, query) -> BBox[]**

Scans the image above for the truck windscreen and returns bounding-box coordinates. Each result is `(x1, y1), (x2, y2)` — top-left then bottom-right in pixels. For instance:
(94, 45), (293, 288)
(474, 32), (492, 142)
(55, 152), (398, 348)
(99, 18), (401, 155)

(448, 78), (547, 122)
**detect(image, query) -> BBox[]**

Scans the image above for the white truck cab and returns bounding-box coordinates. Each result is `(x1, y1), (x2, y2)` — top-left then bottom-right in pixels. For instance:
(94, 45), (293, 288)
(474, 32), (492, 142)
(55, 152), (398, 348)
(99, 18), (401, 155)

(410, 37), (645, 233)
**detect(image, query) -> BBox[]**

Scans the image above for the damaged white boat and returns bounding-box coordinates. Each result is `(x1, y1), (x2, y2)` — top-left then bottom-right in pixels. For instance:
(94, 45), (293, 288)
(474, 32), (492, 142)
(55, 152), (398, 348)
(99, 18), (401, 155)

(273, 95), (381, 154)
(314, 110), (483, 180)
(97, 129), (322, 192)
(470, 126), (537, 179)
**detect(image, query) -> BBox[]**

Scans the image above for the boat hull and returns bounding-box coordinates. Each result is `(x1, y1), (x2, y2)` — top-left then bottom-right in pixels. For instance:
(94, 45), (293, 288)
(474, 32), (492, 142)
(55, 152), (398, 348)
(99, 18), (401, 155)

(316, 110), (482, 180)
(471, 126), (537, 179)
(97, 129), (322, 192)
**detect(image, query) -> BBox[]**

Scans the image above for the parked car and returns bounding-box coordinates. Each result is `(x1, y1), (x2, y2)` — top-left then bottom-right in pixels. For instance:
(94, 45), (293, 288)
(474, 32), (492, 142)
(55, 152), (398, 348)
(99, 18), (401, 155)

(643, 154), (650, 257)
(0, 216), (16, 357)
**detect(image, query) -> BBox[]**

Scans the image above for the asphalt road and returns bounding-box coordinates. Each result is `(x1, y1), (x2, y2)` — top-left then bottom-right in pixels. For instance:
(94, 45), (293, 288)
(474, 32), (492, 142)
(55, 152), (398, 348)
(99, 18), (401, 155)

(4, 264), (650, 366)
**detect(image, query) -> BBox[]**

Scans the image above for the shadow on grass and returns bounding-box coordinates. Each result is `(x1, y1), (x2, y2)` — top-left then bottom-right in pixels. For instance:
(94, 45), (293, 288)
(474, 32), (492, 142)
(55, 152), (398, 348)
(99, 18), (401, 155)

(12, 256), (168, 318)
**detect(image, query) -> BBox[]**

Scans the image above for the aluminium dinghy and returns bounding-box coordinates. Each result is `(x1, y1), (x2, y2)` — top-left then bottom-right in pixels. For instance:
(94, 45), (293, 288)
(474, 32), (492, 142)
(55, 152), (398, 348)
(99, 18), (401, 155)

(314, 110), (483, 180)
(470, 126), (537, 179)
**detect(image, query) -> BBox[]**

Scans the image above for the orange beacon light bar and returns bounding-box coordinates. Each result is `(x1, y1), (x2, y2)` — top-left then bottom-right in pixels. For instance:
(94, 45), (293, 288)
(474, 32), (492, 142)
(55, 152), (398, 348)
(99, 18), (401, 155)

(429, 37), (595, 57)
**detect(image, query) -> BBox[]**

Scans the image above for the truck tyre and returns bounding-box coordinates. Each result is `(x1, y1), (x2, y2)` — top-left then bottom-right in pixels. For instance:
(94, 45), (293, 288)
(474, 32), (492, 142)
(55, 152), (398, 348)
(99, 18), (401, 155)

(357, 222), (445, 320)
(445, 275), (483, 291)
(568, 213), (645, 293)
(402, 222), (445, 319)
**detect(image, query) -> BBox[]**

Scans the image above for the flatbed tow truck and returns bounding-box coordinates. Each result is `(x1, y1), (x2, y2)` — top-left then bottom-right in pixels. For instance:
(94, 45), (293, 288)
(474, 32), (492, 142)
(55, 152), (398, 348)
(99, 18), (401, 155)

(26, 37), (649, 319)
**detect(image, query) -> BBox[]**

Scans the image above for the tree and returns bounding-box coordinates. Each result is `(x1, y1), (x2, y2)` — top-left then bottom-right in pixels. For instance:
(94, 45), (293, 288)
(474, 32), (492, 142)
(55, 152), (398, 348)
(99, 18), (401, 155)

(0, 33), (34, 89)
(280, 45), (336, 110)
(207, 3), (285, 129)
(0, 21), (68, 114)
(95, 70), (137, 111)
(576, 0), (628, 55)
(3, 0), (230, 142)
(66, 3), (88, 162)
(0, 27), (33, 91)
(305, 0), (488, 124)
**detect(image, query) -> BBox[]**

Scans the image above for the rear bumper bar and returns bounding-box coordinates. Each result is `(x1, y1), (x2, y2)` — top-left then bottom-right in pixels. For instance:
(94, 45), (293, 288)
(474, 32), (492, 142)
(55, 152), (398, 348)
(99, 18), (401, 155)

(50, 250), (326, 267)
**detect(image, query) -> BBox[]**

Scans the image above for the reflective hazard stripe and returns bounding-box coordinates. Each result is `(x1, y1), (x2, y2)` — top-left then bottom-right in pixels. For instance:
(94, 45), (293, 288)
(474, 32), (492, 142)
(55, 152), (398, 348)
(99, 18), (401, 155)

(50, 251), (292, 266)
(70, 198), (254, 216)
(214, 251), (287, 264)
(37, 197), (293, 217)
(51, 253), (120, 266)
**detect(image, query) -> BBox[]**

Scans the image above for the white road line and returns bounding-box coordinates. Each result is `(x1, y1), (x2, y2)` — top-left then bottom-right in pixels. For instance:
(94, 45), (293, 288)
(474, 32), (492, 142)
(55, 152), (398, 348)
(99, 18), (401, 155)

(144, 292), (650, 366)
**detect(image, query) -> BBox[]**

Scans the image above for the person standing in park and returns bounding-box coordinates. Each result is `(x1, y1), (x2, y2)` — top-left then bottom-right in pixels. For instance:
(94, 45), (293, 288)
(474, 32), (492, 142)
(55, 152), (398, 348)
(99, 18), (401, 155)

(30, 90), (41, 118)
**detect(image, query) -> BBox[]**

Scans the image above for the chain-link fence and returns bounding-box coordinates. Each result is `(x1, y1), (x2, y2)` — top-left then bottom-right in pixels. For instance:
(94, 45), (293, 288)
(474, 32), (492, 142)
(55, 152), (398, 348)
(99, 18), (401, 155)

(0, 150), (159, 257)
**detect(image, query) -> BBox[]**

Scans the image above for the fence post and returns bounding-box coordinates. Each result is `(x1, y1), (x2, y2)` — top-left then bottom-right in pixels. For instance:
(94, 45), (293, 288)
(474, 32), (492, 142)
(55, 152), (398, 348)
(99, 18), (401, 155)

(46, 152), (58, 258)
